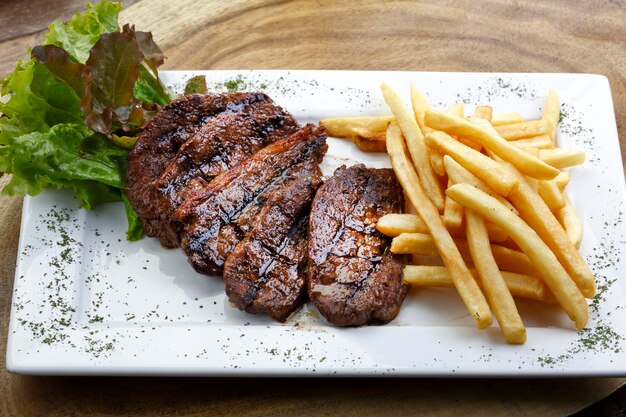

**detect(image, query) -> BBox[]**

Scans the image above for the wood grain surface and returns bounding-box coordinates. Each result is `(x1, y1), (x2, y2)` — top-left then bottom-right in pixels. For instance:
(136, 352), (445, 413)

(1, 0), (625, 416)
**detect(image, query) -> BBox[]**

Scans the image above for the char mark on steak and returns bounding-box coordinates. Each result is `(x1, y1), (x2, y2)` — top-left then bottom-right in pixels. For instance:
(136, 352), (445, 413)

(308, 164), (408, 326)
(125, 92), (295, 247)
(175, 124), (328, 276)
(223, 175), (321, 321)
(154, 110), (299, 246)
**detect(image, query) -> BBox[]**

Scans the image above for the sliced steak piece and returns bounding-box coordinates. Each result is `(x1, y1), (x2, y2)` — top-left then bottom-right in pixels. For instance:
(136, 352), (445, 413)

(125, 92), (293, 247)
(308, 164), (408, 326)
(175, 124), (327, 275)
(223, 175), (321, 320)
(154, 110), (299, 246)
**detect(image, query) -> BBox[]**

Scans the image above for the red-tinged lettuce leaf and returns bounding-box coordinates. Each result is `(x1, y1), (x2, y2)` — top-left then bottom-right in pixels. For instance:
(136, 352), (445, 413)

(31, 45), (86, 97)
(134, 30), (165, 73)
(81, 24), (144, 136)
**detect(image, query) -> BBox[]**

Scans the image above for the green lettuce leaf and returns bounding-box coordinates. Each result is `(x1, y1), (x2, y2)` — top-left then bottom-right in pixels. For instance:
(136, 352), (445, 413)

(0, 0), (174, 240)
(0, 59), (83, 137)
(44, 0), (123, 63)
(1, 123), (128, 204)
(134, 65), (170, 106)
(122, 193), (144, 241)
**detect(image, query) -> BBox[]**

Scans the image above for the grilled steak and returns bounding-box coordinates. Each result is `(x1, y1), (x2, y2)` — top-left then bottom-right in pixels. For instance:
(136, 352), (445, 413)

(223, 175), (321, 320)
(125, 92), (294, 247)
(154, 110), (299, 246)
(308, 164), (408, 326)
(175, 124), (327, 275)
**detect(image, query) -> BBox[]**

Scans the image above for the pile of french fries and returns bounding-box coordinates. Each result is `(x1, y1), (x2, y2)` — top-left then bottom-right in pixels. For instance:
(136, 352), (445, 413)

(320, 85), (592, 344)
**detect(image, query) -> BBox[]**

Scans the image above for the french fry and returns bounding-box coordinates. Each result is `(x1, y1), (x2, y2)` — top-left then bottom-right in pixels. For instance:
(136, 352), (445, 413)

(446, 223), (509, 243)
(425, 110), (559, 180)
(495, 119), (551, 140)
(443, 155), (518, 214)
(509, 135), (553, 150)
(501, 162), (595, 298)
(320, 116), (394, 138)
(404, 265), (556, 304)
(425, 131), (518, 196)
(410, 84), (433, 134)
(523, 147), (540, 158)
(386, 122), (492, 328)
(429, 150), (446, 176)
(538, 179), (566, 212)
(443, 180), (464, 228)
(540, 148), (586, 169)
(465, 210), (526, 344)
(447, 103), (464, 117)
(556, 193), (583, 249)
(472, 106), (493, 122)
(391, 232), (537, 276)
(554, 171), (571, 191)
(446, 183), (588, 330)
(382, 84), (445, 209)
(377, 213), (427, 236)
(351, 128), (387, 152)
(491, 112), (523, 126)
(542, 89), (560, 143)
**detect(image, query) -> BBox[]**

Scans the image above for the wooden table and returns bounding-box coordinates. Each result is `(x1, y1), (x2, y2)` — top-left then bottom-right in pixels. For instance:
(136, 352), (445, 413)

(1, 1), (625, 415)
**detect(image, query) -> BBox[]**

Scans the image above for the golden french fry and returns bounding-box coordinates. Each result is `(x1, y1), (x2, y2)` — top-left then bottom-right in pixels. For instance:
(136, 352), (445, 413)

(509, 135), (553, 150)
(542, 89), (560, 143)
(540, 148), (586, 169)
(466, 210), (526, 344)
(386, 122), (492, 328)
(377, 213), (428, 236)
(446, 183), (588, 330)
(320, 116), (394, 138)
(554, 171), (570, 191)
(495, 119), (551, 140)
(425, 110), (559, 180)
(501, 162), (595, 298)
(447, 103), (464, 117)
(443, 180), (464, 228)
(556, 193), (583, 249)
(425, 131), (518, 196)
(351, 128), (387, 152)
(491, 112), (523, 126)
(410, 84), (433, 135)
(382, 84), (445, 209)
(443, 155), (518, 214)
(538, 179), (566, 212)
(391, 232), (537, 276)
(404, 265), (556, 304)
(446, 223), (508, 243)
(429, 149), (446, 177)
(472, 106), (493, 121)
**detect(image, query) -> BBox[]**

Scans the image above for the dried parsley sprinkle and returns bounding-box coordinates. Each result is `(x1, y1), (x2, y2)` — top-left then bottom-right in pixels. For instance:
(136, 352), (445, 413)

(537, 323), (623, 368)
(224, 76), (246, 93)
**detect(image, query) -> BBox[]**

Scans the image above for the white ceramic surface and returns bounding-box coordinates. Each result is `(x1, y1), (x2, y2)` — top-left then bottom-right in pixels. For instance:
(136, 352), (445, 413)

(7, 70), (626, 376)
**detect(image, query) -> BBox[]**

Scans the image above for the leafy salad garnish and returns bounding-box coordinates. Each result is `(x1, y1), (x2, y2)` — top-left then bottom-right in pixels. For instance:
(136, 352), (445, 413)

(0, 0), (171, 240)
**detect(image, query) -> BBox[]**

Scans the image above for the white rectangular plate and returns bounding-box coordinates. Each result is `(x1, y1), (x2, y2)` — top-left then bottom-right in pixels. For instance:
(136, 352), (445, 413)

(7, 70), (626, 376)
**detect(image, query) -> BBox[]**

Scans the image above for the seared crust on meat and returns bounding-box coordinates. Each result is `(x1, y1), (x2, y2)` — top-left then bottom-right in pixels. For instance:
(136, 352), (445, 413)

(154, 110), (298, 246)
(125, 92), (295, 247)
(308, 164), (408, 326)
(175, 124), (328, 275)
(223, 175), (321, 320)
